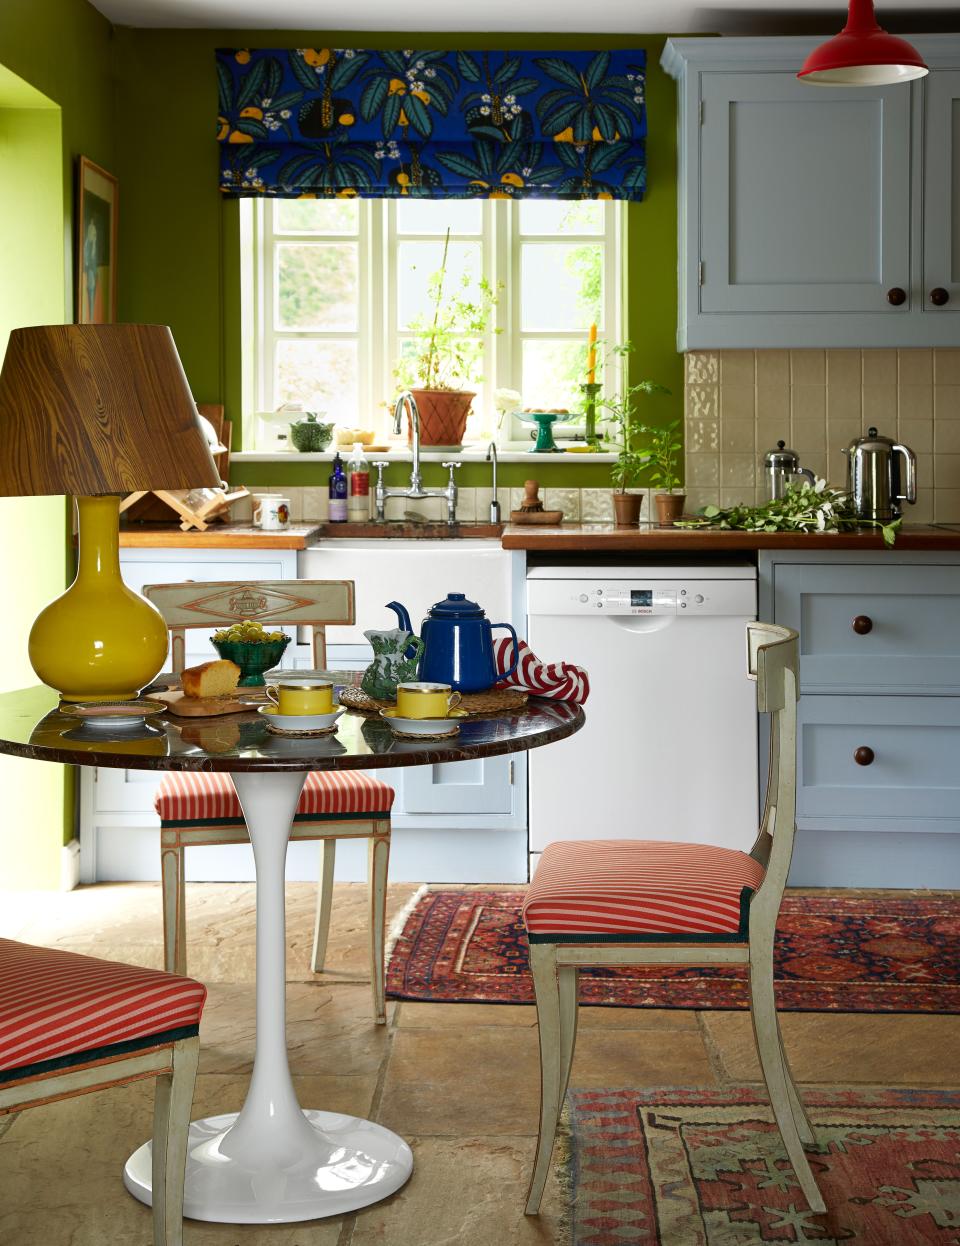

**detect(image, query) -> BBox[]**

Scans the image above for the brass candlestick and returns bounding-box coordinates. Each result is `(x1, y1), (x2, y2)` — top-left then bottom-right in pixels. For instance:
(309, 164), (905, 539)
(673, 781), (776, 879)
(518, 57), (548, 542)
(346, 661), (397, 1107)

(580, 382), (602, 448)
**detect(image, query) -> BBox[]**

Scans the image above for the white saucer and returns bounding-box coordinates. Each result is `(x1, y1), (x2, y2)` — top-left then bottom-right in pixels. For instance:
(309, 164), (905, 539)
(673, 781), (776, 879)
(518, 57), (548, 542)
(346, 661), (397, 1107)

(258, 706), (345, 733)
(379, 709), (465, 737)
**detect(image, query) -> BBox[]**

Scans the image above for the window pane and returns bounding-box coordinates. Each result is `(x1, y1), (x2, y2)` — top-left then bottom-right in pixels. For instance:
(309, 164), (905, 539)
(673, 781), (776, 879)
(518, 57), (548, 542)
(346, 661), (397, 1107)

(275, 339), (359, 424)
(518, 200), (604, 235)
(397, 241), (483, 329)
(521, 243), (602, 331)
(394, 336), (486, 409)
(396, 199), (482, 235)
(276, 243), (358, 330)
(521, 340), (589, 413)
(274, 199), (358, 234)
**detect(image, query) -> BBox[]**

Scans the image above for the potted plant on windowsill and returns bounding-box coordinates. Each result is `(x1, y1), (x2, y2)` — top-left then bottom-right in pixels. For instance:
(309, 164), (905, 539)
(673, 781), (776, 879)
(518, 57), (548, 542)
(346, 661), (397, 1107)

(637, 420), (685, 526)
(600, 362), (671, 526)
(393, 228), (500, 448)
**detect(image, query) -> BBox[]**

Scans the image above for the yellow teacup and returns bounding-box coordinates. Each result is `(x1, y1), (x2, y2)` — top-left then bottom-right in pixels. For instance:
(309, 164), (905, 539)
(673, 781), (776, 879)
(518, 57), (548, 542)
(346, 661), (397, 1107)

(396, 682), (462, 720)
(265, 680), (333, 716)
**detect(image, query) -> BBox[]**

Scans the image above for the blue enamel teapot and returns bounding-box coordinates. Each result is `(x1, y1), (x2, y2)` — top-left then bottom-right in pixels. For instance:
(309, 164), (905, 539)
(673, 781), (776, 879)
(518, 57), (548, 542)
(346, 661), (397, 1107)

(386, 595), (520, 693)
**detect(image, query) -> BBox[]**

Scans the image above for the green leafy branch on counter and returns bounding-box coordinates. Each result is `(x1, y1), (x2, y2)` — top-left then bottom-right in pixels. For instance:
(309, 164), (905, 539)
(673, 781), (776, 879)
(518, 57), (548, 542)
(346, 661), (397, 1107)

(675, 479), (902, 547)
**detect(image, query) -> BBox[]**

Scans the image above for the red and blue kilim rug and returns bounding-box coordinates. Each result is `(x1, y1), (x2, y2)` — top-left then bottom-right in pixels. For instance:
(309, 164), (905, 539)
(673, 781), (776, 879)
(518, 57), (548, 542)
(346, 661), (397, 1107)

(563, 1086), (960, 1245)
(385, 889), (959, 1013)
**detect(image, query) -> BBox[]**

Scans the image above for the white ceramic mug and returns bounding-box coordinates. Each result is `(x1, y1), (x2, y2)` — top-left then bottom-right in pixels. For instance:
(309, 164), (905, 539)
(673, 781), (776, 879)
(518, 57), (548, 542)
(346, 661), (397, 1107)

(254, 495), (291, 530)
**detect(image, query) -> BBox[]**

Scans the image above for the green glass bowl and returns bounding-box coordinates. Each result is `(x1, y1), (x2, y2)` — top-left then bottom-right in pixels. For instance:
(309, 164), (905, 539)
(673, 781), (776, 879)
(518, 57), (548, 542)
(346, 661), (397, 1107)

(211, 635), (291, 686)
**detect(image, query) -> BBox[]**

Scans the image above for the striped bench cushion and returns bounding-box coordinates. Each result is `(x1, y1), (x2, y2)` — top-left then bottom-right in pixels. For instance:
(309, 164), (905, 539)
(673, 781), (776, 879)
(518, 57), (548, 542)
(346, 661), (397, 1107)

(155, 770), (395, 824)
(522, 839), (767, 943)
(0, 939), (206, 1080)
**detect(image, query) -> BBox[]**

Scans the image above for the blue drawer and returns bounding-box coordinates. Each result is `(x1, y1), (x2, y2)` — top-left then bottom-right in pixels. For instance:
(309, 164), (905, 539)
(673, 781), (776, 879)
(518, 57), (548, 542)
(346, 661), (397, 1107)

(774, 564), (960, 694)
(797, 695), (960, 831)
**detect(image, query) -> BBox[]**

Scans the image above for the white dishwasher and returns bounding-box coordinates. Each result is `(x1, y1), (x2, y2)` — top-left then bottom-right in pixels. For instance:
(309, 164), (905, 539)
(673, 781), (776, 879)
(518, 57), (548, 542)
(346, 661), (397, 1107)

(527, 562), (759, 862)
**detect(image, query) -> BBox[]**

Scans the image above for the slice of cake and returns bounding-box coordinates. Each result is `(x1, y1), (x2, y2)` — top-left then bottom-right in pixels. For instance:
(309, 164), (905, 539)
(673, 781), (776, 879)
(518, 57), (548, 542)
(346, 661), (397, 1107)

(180, 659), (241, 700)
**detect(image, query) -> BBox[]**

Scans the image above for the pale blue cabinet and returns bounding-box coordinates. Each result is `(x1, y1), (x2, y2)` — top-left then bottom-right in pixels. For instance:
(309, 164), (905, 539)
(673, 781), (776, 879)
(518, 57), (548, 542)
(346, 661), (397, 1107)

(760, 551), (960, 887)
(662, 36), (960, 349)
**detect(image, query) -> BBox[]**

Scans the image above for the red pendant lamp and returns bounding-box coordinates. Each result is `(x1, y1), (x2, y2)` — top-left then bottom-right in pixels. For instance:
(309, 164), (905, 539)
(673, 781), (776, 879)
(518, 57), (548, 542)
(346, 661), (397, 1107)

(798, 0), (928, 85)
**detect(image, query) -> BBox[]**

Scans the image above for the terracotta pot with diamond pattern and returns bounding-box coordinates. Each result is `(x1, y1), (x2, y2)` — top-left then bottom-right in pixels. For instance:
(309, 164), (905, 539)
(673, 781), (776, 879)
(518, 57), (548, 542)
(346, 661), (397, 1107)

(409, 388), (475, 448)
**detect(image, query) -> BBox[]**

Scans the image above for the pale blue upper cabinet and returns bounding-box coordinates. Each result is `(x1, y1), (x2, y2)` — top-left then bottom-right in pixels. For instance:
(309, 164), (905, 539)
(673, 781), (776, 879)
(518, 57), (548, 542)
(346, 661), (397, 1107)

(661, 36), (960, 349)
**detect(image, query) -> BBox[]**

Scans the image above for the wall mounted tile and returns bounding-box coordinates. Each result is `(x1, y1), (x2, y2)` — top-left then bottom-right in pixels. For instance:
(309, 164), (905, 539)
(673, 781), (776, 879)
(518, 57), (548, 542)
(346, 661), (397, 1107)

(580, 489), (614, 522)
(302, 487), (328, 521)
(687, 419), (719, 453)
(825, 350), (861, 388)
(934, 453), (960, 489)
(898, 349), (932, 386)
(685, 352), (719, 385)
(861, 385), (897, 429)
(935, 422), (960, 452)
(686, 385), (719, 422)
(826, 386), (862, 423)
(719, 350), (755, 388)
(720, 418), (756, 454)
(720, 385), (755, 424)
(898, 420), (933, 455)
(756, 420), (790, 456)
(827, 417), (861, 450)
(755, 350), (789, 387)
(791, 385), (826, 423)
(720, 454), (756, 488)
(686, 454), (720, 486)
(897, 384), (933, 421)
(910, 488), (934, 524)
(544, 488), (580, 521)
(790, 350), (825, 385)
(934, 349), (960, 386)
(684, 488), (718, 514)
(509, 488), (526, 515)
(455, 489), (476, 522)
(231, 492), (254, 523)
(861, 349), (897, 386)
(790, 419), (827, 453)
(755, 385), (790, 426)
(935, 386), (960, 419)
(800, 452), (827, 482)
(719, 487), (751, 508)
(934, 489), (960, 522)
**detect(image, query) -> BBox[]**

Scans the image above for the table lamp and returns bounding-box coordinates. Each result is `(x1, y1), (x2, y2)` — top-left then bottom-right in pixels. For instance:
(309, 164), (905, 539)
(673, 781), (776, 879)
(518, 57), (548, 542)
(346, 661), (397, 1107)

(0, 324), (221, 702)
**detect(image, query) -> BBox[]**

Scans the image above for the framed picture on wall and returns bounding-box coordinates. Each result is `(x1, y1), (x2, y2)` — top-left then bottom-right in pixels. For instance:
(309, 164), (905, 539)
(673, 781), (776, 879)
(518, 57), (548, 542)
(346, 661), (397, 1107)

(76, 157), (118, 324)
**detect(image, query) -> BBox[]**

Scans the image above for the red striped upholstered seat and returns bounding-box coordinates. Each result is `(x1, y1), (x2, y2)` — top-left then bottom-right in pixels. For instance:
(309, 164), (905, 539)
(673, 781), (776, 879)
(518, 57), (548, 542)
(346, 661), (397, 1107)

(0, 939), (206, 1079)
(523, 839), (766, 942)
(155, 770), (395, 824)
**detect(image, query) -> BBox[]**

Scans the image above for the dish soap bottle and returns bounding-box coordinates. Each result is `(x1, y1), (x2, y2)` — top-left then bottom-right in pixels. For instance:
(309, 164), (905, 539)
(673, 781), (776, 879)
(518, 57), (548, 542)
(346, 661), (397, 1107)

(347, 442), (370, 521)
(328, 452), (348, 523)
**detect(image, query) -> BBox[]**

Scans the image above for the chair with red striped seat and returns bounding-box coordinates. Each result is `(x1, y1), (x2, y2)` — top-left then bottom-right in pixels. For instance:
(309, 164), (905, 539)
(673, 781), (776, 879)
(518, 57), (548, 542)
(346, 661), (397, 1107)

(522, 623), (826, 1217)
(144, 580), (395, 1025)
(0, 939), (205, 1244)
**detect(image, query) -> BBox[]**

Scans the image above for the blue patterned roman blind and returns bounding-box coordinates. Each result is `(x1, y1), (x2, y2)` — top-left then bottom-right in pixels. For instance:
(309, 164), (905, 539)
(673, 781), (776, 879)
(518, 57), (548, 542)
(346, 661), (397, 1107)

(217, 47), (646, 201)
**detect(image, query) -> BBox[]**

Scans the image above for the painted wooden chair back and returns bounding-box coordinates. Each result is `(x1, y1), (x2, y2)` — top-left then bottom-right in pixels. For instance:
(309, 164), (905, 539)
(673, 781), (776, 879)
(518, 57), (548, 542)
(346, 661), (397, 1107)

(144, 579), (355, 673)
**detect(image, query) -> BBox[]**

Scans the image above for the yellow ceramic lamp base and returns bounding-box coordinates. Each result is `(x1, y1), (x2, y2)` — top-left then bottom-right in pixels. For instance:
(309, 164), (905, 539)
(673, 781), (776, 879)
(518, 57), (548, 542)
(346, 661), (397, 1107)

(28, 495), (168, 702)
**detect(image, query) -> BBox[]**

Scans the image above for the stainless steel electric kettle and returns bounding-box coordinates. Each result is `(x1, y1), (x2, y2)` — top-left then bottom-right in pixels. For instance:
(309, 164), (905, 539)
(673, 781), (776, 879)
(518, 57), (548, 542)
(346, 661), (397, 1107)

(842, 426), (916, 521)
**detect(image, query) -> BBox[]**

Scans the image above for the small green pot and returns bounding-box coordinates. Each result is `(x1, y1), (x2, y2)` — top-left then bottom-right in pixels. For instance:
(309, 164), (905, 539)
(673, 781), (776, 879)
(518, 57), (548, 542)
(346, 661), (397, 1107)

(211, 636), (291, 686)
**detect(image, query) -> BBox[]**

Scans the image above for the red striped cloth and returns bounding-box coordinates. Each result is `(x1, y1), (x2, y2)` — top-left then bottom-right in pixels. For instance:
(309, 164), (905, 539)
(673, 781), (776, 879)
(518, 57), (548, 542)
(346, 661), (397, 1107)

(493, 637), (590, 704)
(0, 940), (206, 1074)
(522, 840), (766, 939)
(155, 770), (395, 823)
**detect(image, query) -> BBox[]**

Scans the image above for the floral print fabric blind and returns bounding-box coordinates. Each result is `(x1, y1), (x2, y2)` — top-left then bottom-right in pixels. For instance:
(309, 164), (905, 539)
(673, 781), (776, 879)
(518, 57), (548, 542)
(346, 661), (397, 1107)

(217, 47), (646, 201)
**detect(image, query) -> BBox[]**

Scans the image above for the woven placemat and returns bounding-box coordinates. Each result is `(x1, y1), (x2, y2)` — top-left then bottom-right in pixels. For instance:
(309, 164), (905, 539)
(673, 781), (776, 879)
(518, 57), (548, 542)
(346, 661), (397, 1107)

(388, 726), (461, 741)
(339, 686), (528, 716)
(265, 722), (338, 738)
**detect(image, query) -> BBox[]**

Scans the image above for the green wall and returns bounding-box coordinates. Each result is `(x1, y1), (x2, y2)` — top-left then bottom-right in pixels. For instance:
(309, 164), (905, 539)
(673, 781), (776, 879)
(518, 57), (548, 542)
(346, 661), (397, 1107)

(0, 0), (116, 882)
(113, 29), (681, 489)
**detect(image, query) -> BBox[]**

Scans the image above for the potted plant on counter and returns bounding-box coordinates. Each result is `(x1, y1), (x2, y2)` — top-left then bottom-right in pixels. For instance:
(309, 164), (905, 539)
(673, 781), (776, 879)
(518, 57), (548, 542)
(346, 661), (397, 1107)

(393, 228), (501, 448)
(638, 420), (685, 526)
(600, 364), (671, 526)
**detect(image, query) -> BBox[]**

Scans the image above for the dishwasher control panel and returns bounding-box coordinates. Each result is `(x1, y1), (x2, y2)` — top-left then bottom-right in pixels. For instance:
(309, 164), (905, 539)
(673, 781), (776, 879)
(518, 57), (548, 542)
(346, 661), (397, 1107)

(526, 578), (757, 617)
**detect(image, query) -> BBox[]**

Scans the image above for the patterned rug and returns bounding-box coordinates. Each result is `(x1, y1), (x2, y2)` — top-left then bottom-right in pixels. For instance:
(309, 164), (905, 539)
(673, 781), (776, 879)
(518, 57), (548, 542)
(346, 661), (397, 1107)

(563, 1086), (960, 1245)
(386, 890), (959, 1013)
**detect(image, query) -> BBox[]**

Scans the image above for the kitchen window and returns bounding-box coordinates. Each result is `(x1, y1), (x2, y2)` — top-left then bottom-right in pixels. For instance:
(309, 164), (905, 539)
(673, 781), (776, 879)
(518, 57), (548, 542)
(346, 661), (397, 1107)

(241, 197), (622, 448)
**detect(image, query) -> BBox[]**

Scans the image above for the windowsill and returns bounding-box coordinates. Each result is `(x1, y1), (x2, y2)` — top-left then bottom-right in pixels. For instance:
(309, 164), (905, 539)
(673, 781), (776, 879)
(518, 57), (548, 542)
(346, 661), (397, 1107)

(232, 445), (618, 465)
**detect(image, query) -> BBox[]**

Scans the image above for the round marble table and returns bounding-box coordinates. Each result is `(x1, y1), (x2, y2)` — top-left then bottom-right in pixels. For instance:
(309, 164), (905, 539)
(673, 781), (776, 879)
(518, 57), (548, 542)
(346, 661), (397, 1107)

(0, 686), (584, 1225)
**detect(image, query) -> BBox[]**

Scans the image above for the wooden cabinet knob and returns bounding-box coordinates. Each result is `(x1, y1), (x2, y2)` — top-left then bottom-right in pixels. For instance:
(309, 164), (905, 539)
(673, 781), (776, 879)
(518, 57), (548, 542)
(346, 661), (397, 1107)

(886, 287), (907, 306)
(852, 615), (873, 635)
(930, 287), (950, 306)
(854, 746), (875, 766)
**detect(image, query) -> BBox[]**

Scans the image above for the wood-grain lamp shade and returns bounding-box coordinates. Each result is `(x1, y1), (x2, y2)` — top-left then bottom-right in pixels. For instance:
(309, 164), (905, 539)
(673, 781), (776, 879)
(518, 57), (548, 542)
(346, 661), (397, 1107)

(0, 324), (222, 702)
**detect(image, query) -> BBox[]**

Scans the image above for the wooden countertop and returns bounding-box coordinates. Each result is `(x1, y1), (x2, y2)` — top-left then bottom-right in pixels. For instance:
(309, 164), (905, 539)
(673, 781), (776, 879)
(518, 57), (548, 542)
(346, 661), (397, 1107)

(118, 523), (321, 549)
(500, 522), (960, 552)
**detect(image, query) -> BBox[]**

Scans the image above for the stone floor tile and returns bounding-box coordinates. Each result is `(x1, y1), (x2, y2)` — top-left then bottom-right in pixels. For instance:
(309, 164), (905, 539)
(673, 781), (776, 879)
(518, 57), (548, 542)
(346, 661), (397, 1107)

(351, 1136), (567, 1246)
(396, 1001), (699, 1031)
(703, 1010), (960, 1085)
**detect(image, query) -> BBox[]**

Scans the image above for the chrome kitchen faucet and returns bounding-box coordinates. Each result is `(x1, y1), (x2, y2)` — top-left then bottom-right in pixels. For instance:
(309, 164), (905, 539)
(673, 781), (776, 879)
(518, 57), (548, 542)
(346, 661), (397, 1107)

(373, 391), (459, 526)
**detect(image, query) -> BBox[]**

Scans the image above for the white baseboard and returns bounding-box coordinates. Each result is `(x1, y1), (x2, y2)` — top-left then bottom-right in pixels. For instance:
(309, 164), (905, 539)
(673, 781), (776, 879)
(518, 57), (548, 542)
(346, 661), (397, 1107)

(60, 839), (81, 891)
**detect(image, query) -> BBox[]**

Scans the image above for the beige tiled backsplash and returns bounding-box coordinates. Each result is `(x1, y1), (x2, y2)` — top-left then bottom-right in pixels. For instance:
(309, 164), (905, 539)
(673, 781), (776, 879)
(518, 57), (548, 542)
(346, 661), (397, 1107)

(684, 349), (960, 523)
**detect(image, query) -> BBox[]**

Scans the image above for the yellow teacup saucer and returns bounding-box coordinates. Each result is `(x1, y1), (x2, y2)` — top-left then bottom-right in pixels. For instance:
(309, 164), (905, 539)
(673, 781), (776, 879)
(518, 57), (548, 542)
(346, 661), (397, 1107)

(380, 708), (467, 738)
(258, 705), (344, 734)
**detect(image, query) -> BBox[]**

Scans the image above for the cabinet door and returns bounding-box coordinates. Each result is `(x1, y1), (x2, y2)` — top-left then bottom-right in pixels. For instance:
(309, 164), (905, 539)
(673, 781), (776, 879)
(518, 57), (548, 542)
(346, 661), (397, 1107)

(923, 69), (960, 318)
(400, 756), (514, 816)
(700, 73), (911, 315)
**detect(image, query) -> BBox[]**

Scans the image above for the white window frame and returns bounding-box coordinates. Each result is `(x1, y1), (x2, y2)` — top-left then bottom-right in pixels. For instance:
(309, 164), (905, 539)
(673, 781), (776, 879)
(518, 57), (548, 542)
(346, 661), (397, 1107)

(242, 198), (623, 450)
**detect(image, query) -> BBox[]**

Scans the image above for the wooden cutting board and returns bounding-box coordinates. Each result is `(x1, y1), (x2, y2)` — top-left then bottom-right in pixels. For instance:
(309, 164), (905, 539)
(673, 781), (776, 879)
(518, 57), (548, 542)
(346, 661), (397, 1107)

(156, 689), (253, 718)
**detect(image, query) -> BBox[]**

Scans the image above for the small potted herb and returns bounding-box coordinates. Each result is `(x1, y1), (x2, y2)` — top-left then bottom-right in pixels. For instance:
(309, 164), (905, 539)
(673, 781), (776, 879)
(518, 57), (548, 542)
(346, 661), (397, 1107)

(600, 363), (671, 526)
(636, 420), (684, 526)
